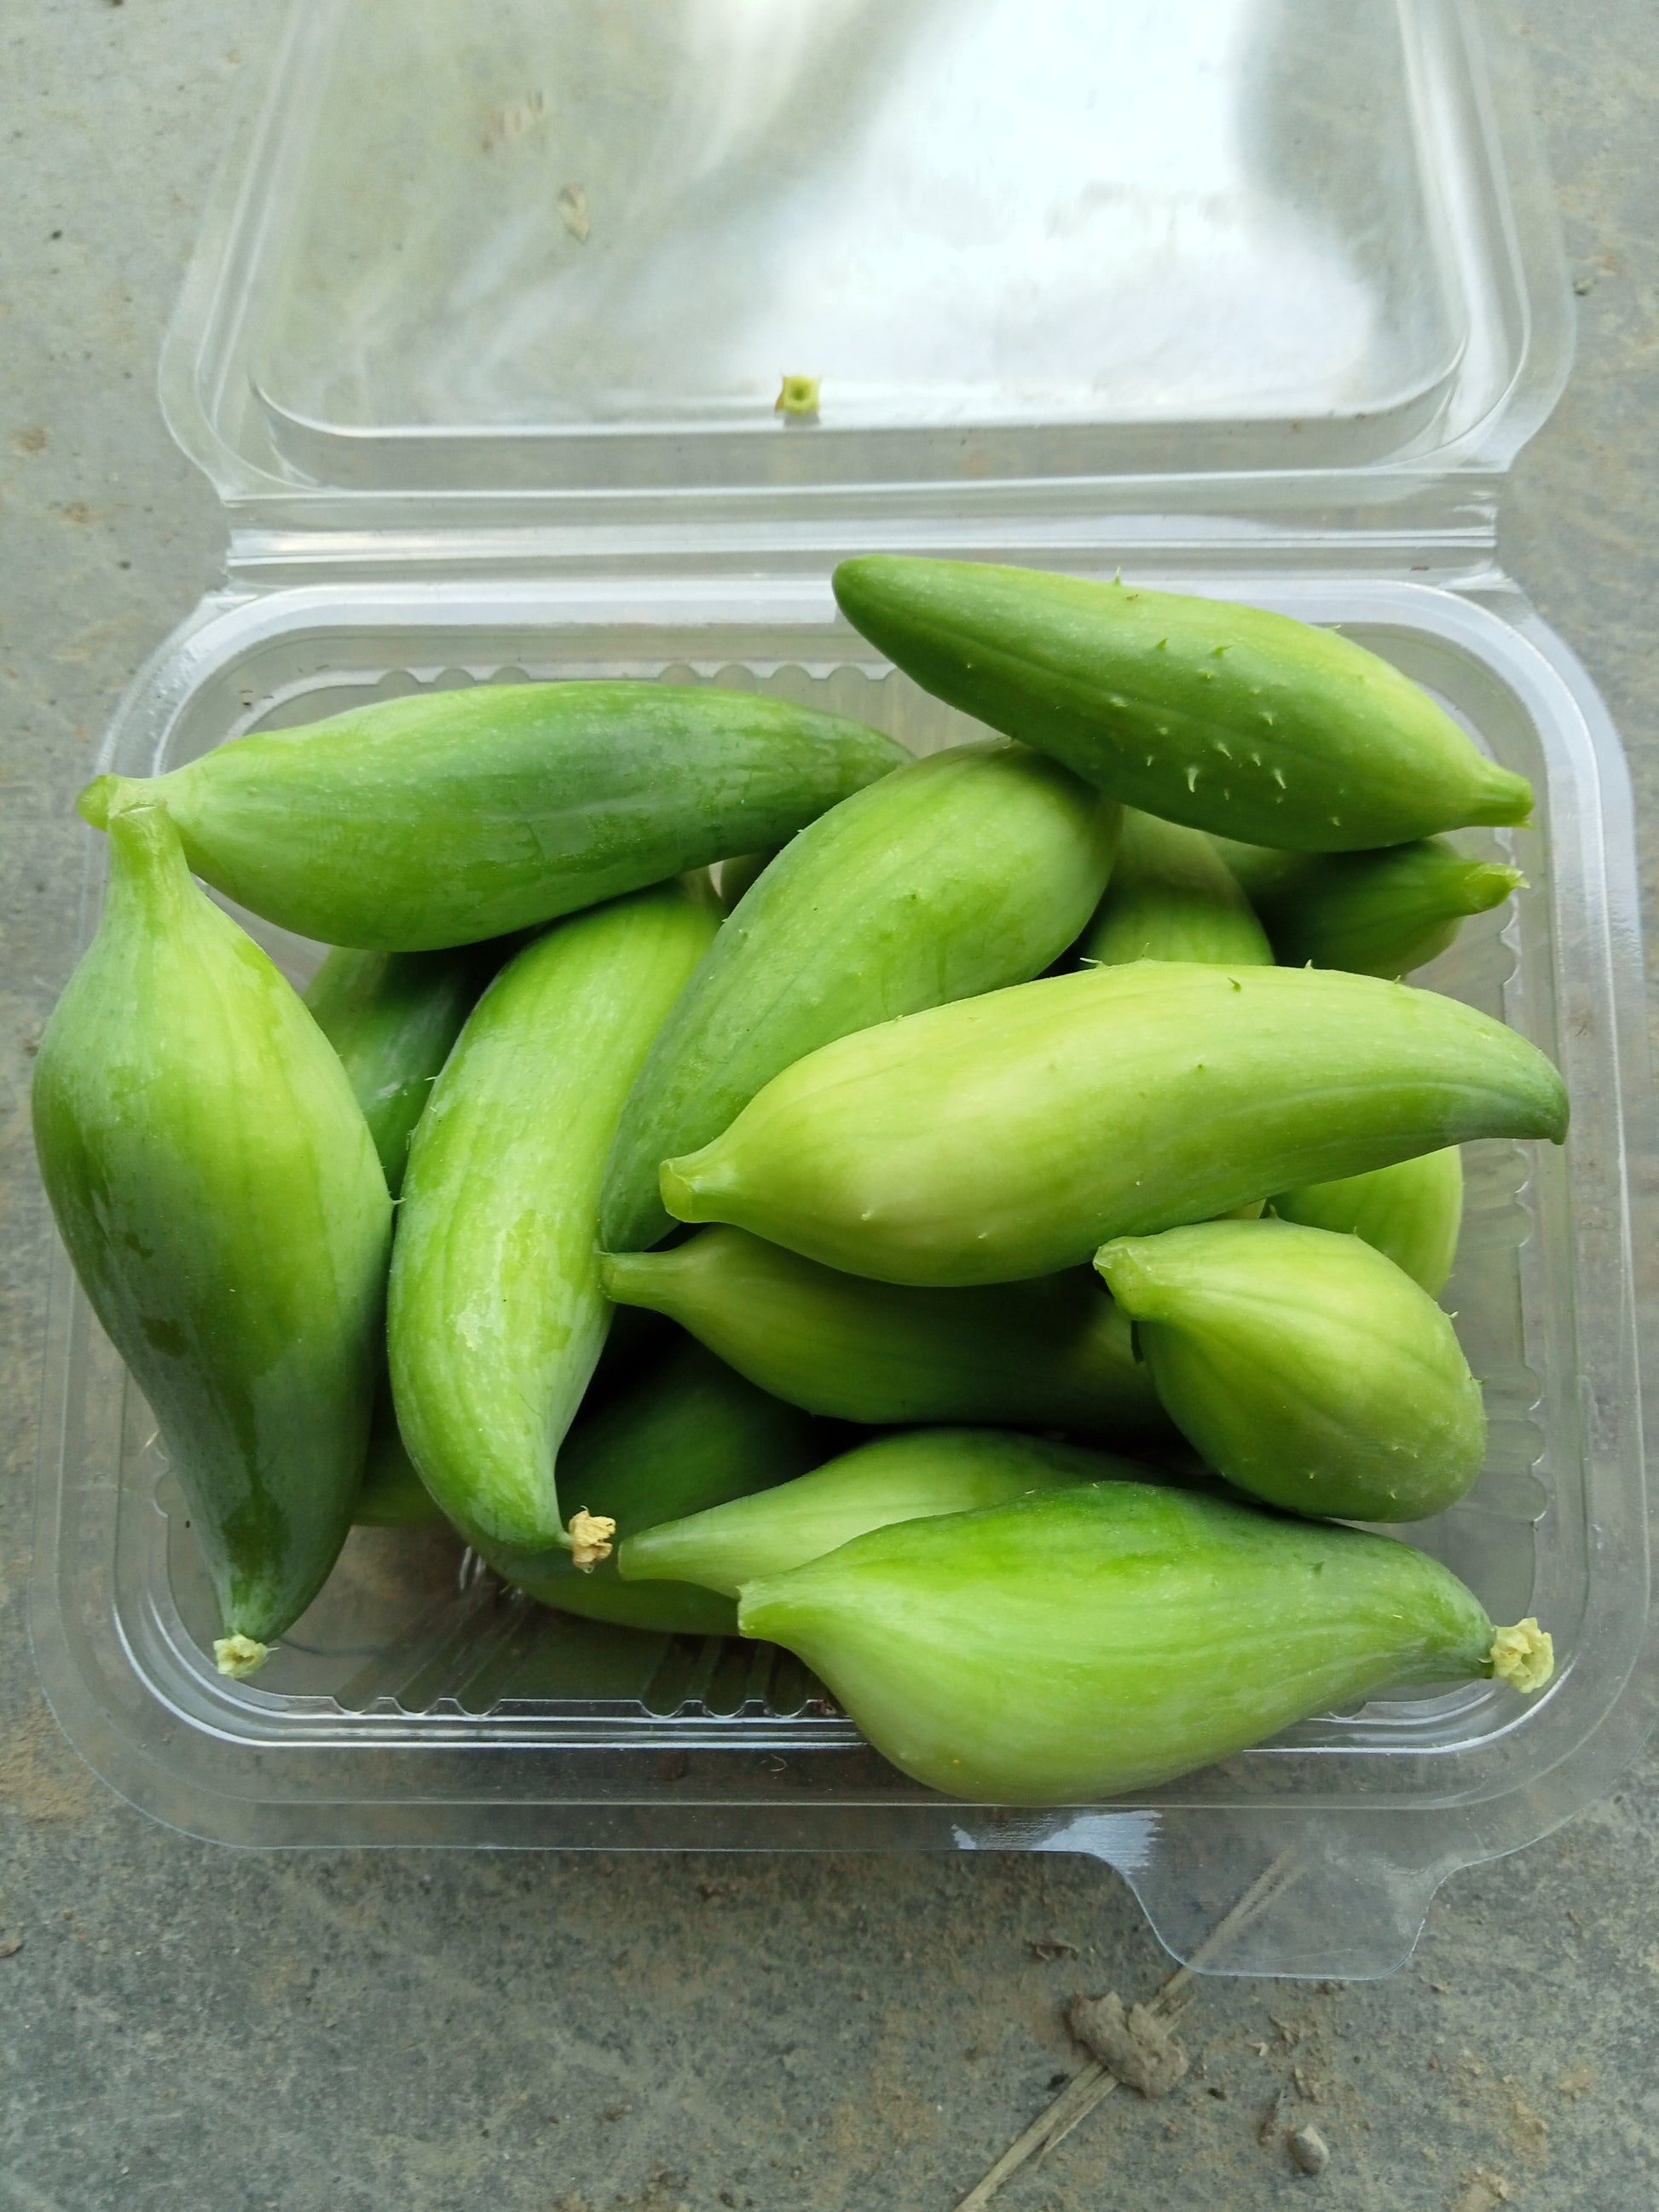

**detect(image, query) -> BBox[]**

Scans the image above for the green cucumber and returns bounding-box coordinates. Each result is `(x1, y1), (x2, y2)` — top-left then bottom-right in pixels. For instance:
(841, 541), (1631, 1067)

(511, 1337), (839, 1637)
(600, 739), (1120, 1250)
(387, 881), (719, 1575)
(832, 558), (1533, 851)
(1076, 806), (1271, 967)
(661, 962), (1568, 1286)
(1211, 834), (1523, 977)
(354, 1305), (682, 1532)
(1097, 1219), (1485, 1522)
(621, 1427), (1124, 1598)
(1273, 1147), (1463, 1296)
(304, 944), (500, 1195)
(601, 1228), (1171, 1441)
(32, 803), (391, 1674)
(737, 1479), (1555, 1803)
(312, 943), (512, 1528)
(79, 683), (906, 950)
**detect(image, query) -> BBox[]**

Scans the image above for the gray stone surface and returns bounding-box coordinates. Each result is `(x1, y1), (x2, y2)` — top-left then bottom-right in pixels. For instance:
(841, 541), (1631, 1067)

(2, 5), (1655, 2209)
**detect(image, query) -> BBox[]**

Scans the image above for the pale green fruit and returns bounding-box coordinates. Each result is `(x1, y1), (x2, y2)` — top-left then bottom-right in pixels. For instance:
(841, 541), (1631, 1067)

(1096, 1217), (1484, 1521)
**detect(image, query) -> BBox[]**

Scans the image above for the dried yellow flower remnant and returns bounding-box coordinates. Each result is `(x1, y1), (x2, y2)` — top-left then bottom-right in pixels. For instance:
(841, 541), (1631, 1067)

(214, 1634), (270, 1680)
(568, 1507), (617, 1571)
(776, 375), (821, 418)
(1489, 1617), (1553, 1693)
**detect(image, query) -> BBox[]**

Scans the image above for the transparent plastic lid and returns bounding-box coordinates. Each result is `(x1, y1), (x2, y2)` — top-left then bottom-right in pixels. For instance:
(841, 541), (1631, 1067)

(167, 0), (1570, 528)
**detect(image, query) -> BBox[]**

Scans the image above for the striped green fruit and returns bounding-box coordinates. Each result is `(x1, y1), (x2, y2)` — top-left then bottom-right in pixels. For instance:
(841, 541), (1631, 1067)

(600, 739), (1120, 1251)
(78, 683), (906, 950)
(388, 881), (719, 1577)
(622, 1428), (1122, 1598)
(737, 1481), (1554, 1803)
(662, 962), (1568, 1287)
(1211, 834), (1523, 978)
(304, 944), (502, 1196)
(32, 802), (392, 1675)
(1273, 1147), (1463, 1297)
(1096, 1219), (1485, 1522)
(511, 1337), (841, 1637)
(1076, 806), (1271, 967)
(309, 940), (522, 1532)
(600, 1228), (1171, 1442)
(831, 558), (1533, 851)
(354, 1302), (676, 1531)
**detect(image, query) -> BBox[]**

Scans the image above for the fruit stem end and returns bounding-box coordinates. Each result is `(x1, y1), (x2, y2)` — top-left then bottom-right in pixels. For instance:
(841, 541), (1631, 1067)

(76, 774), (124, 829)
(660, 1153), (715, 1224)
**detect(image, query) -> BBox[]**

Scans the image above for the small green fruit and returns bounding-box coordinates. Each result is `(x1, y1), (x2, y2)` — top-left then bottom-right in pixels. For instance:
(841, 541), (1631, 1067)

(1096, 1218), (1485, 1521)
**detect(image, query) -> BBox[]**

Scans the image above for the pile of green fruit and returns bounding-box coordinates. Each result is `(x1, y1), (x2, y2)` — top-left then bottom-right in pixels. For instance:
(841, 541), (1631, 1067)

(35, 558), (1564, 1805)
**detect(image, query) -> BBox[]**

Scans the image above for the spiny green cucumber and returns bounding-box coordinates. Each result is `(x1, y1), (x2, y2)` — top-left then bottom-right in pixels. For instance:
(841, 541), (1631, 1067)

(832, 558), (1532, 851)
(1096, 1219), (1485, 1522)
(1076, 806), (1271, 967)
(600, 1228), (1171, 1441)
(32, 802), (391, 1674)
(511, 1337), (840, 1636)
(600, 739), (1120, 1250)
(1273, 1147), (1463, 1296)
(1211, 834), (1524, 977)
(737, 1480), (1554, 1803)
(79, 683), (906, 950)
(622, 1428), (1123, 1597)
(387, 881), (719, 1576)
(662, 962), (1568, 1286)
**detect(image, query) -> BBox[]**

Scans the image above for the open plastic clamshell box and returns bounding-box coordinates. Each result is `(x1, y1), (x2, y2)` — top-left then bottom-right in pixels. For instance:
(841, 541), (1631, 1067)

(33, 0), (1657, 1976)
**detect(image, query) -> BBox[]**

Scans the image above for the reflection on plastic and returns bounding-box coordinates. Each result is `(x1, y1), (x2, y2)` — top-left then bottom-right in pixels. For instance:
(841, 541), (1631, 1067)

(257, 0), (1458, 436)
(953, 1811), (1159, 1874)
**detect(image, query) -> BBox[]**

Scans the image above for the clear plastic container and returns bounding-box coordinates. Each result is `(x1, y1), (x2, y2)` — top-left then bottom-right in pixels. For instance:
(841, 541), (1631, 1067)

(32, 0), (1657, 1976)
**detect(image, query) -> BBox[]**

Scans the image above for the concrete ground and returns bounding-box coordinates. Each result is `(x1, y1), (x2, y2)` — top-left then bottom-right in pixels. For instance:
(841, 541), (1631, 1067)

(3, 5), (1656, 2208)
